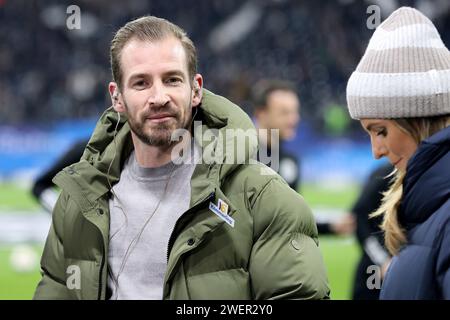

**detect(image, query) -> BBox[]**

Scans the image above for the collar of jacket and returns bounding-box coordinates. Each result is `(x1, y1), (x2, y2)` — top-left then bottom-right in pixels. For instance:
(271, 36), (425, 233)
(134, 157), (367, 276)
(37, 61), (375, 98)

(52, 88), (258, 213)
(399, 125), (450, 230)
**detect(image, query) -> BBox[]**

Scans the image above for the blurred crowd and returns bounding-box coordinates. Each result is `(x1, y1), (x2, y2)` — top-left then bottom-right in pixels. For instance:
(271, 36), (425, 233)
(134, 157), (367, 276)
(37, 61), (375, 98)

(1, 0), (449, 132)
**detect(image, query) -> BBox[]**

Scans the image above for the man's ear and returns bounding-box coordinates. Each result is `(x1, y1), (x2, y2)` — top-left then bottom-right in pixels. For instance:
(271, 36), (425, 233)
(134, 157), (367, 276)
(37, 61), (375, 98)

(108, 82), (125, 112)
(191, 74), (203, 108)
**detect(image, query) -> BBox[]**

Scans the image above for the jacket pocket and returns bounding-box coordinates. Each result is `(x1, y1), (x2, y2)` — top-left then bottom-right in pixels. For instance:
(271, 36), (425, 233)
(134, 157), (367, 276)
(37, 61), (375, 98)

(186, 268), (251, 299)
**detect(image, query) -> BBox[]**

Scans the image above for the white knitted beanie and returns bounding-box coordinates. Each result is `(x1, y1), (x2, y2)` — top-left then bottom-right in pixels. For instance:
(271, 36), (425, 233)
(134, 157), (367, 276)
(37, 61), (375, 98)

(346, 7), (450, 119)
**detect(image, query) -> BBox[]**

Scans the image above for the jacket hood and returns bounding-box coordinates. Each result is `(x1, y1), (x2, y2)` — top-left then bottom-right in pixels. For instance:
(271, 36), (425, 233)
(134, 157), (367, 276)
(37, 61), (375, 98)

(399, 125), (450, 230)
(73, 89), (258, 200)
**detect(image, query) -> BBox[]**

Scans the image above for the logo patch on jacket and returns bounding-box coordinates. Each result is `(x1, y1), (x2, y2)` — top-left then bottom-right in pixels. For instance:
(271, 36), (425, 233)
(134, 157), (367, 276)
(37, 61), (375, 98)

(209, 199), (234, 227)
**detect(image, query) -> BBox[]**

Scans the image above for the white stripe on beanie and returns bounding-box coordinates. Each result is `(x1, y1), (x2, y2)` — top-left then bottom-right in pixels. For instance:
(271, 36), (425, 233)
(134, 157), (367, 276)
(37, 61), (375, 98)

(346, 7), (450, 119)
(348, 69), (450, 97)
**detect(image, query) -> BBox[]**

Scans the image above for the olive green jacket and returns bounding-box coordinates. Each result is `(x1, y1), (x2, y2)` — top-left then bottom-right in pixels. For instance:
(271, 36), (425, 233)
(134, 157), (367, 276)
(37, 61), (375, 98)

(34, 89), (329, 300)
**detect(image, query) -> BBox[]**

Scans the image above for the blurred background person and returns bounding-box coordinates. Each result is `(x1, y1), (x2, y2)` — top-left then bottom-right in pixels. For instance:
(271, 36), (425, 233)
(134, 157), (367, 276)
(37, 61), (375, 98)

(31, 138), (89, 213)
(350, 162), (393, 300)
(252, 78), (355, 237)
(252, 79), (301, 190)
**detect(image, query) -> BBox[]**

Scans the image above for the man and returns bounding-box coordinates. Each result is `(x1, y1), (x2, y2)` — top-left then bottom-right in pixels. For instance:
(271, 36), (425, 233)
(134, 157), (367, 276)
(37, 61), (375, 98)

(252, 80), (301, 190)
(252, 80), (354, 236)
(34, 16), (329, 300)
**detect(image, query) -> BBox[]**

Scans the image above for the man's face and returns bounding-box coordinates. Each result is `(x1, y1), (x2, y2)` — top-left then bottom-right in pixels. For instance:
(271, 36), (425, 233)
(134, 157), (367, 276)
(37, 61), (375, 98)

(110, 37), (202, 147)
(258, 90), (300, 141)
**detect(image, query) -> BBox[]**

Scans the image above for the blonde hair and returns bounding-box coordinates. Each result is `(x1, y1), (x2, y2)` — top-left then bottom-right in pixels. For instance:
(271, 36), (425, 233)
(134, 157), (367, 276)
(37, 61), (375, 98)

(110, 16), (197, 88)
(371, 116), (450, 256)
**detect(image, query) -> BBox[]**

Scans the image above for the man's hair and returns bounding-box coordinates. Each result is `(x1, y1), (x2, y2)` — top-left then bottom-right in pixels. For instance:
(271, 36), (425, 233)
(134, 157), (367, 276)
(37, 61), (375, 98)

(251, 79), (297, 111)
(110, 16), (197, 88)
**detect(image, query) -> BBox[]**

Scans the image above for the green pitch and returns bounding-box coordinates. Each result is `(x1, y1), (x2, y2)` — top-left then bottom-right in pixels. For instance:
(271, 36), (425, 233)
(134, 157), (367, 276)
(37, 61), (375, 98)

(0, 183), (39, 211)
(0, 182), (362, 300)
(0, 245), (42, 299)
(302, 183), (362, 299)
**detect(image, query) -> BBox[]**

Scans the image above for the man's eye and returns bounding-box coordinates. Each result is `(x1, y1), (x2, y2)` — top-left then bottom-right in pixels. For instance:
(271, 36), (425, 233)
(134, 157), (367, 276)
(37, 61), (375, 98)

(166, 77), (182, 84)
(134, 80), (146, 88)
(376, 129), (387, 136)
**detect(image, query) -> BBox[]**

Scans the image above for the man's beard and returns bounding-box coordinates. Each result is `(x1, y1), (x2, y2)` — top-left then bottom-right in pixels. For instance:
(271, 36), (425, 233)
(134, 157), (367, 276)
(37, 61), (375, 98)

(125, 100), (192, 147)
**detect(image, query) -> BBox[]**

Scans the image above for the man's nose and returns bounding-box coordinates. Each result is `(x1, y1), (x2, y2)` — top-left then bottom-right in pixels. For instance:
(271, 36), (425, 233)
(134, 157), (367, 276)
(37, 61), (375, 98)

(147, 82), (169, 106)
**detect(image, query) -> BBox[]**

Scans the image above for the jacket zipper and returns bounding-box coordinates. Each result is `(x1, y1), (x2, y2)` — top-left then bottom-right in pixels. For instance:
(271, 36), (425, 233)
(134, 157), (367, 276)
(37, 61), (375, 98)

(166, 191), (215, 263)
(97, 238), (105, 300)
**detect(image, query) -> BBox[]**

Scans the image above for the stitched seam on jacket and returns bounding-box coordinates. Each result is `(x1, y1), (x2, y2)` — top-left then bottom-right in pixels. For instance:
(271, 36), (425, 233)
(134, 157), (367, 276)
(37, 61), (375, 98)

(188, 267), (248, 279)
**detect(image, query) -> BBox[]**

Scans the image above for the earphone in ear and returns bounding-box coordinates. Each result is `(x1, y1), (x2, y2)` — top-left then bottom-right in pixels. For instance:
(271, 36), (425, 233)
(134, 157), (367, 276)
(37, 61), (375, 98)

(112, 92), (120, 109)
(193, 82), (200, 95)
(112, 88), (120, 101)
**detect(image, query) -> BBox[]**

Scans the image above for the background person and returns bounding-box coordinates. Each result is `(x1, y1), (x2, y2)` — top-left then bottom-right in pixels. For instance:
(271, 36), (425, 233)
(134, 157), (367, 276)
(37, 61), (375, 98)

(350, 162), (393, 300)
(31, 138), (89, 213)
(252, 79), (355, 237)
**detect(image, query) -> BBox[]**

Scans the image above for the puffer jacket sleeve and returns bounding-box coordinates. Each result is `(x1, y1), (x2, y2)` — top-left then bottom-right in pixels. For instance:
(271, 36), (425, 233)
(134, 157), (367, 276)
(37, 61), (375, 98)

(248, 178), (330, 299)
(34, 191), (73, 299)
(436, 217), (450, 299)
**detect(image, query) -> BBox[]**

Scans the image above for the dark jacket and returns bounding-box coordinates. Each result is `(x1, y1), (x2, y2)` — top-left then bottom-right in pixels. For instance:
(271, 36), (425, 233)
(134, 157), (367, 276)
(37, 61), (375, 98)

(257, 143), (300, 191)
(380, 126), (450, 300)
(352, 162), (393, 300)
